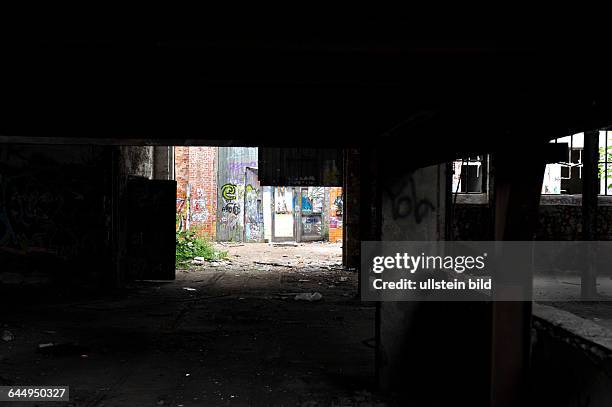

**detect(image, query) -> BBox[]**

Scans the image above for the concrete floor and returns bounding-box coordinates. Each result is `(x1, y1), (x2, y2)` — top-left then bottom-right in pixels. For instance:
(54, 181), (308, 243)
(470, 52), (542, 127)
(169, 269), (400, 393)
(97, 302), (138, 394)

(0, 243), (390, 406)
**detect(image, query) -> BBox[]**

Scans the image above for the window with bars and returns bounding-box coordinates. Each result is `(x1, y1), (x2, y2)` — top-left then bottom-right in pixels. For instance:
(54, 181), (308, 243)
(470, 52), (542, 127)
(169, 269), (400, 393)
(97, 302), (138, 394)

(542, 131), (612, 195)
(451, 155), (488, 194)
(598, 130), (612, 195)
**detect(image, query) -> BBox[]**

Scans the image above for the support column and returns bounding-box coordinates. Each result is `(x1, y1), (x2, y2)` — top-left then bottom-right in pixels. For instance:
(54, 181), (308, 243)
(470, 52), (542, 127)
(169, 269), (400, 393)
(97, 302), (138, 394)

(377, 162), (449, 402)
(154, 146), (175, 180)
(582, 130), (598, 299)
(489, 151), (546, 407)
(343, 148), (361, 269)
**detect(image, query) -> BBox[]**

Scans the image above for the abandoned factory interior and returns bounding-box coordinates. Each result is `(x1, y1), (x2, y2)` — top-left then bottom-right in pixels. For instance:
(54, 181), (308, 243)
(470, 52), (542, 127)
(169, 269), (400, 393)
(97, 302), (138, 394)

(3, 33), (612, 406)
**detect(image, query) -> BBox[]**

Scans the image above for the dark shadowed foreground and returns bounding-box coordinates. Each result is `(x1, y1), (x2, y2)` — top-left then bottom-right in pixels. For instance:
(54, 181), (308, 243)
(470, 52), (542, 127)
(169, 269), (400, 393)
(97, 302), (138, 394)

(1, 244), (390, 406)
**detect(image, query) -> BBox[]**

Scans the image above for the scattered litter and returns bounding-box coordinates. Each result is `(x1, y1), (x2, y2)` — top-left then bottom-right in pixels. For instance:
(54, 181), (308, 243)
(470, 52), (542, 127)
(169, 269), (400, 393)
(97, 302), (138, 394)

(218, 242), (244, 247)
(254, 261), (293, 268)
(271, 242), (298, 247)
(183, 287), (197, 292)
(193, 256), (205, 262)
(339, 277), (349, 282)
(294, 292), (323, 302)
(37, 342), (89, 356)
(38, 342), (54, 349)
(1, 330), (14, 342)
(298, 279), (310, 282)
(185, 373), (191, 377)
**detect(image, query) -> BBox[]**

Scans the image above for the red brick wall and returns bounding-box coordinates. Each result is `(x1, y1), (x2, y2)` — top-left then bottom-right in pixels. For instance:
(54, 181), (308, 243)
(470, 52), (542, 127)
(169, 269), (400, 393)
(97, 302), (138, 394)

(175, 147), (217, 239)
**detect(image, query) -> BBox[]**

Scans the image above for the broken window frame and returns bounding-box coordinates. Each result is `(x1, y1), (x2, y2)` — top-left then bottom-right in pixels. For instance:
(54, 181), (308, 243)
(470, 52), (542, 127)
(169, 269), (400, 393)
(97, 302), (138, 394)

(542, 131), (612, 198)
(451, 155), (489, 204)
(542, 134), (583, 196)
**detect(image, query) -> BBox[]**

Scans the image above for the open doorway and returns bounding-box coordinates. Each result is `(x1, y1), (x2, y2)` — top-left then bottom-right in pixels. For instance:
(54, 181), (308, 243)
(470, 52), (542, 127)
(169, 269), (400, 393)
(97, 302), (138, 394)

(173, 146), (344, 270)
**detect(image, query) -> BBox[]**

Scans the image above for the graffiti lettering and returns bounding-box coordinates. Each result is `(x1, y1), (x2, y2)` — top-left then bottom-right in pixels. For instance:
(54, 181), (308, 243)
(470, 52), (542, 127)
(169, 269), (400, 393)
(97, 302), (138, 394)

(385, 175), (435, 224)
(222, 202), (241, 215)
(221, 183), (237, 200)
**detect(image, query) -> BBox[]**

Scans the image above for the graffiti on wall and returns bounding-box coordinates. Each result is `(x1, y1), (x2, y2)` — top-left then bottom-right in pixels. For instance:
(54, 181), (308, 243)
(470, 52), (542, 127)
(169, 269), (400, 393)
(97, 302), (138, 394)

(332, 195), (343, 217)
(244, 167), (264, 242)
(176, 184), (191, 232)
(176, 184), (213, 233)
(384, 175), (435, 224)
(302, 215), (322, 236)
(219, 182), (243, 235)
(329, 187), (344, 241)
(191, 187), (209, 222)
(221, 184), (241, 216)
(302, 187), (324, 215)
(216, 147), (258, 241)
(0, 146), (109, 274)
(275, 187), (292, 214)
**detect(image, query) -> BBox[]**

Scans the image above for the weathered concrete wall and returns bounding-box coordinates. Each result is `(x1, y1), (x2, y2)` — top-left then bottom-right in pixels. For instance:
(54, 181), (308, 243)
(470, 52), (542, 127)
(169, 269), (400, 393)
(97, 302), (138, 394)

(451, 204), (492, 240)
(216, 147), (258, 242)
(0, 145), (112, 288)
(174, 146), (217, 238)
(531, 304), (612, 407)
(119, 146), (153, 179)
(452, 202), (612, 241)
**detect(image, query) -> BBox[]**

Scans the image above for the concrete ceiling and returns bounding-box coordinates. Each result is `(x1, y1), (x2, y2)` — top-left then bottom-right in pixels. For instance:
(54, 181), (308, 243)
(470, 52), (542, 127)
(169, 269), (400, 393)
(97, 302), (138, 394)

(1, 36), (611, 165)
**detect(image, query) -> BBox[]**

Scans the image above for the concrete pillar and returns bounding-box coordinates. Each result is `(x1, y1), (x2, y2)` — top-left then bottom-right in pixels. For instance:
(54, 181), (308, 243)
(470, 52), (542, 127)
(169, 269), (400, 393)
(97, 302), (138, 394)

(343, 148), (361, 268)
(377, 162), (449, 398)
(153, 146), (175, 180)
(489, 151), (546, 407)
(582, 130), (598, 298)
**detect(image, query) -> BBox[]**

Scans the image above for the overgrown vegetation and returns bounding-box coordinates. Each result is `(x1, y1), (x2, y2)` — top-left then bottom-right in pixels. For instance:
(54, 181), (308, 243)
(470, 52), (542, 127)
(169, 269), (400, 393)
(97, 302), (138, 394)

(176, 229), (227, 267)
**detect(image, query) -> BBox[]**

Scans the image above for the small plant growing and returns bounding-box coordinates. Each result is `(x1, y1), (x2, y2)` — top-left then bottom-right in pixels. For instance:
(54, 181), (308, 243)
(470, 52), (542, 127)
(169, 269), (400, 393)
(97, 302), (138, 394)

(176, 228), (227, 268)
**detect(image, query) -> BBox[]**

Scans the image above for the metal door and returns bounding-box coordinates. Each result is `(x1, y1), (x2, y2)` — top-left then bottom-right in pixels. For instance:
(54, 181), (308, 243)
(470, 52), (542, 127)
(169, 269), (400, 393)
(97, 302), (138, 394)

(298, 187), (325, 241)
(271, 187), (295, 242)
